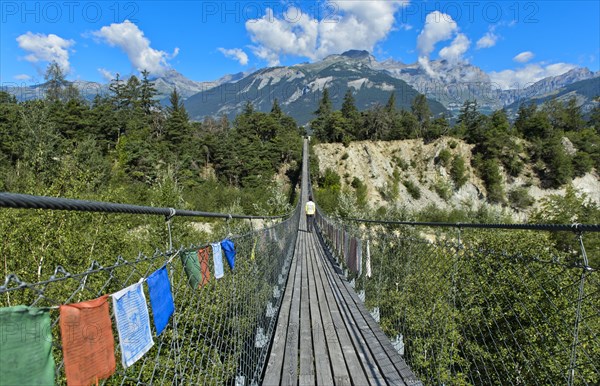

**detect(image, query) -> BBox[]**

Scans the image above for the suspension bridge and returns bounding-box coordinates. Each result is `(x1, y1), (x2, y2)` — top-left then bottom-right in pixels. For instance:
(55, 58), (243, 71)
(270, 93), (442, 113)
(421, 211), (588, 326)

(0, 138), (598, 385)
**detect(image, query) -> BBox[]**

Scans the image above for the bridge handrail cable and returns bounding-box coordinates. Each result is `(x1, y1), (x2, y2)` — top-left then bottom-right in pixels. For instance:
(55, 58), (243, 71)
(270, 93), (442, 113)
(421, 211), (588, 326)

(342, 216), (600, 233)
(0, 192), (292, 220)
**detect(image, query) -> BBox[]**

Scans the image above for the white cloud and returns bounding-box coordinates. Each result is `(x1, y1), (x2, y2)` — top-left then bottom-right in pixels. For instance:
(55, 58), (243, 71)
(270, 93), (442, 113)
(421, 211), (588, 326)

(489, 62), (577, 90)
(251, 45), (283, 67)
(218, 47), (249, 66)
(439, 33), (470, 63)
(476, 32), (498, 49)
(416, 11), (457, 58)
(14, 74), (32, 81)
(513, 51), (534, 63)
(246, 1), (408, 65)
(16, 32), (75, 72)
(92, 20), (177, 76)
(418, 56), (436, 77)
(98, 68), (115, 81)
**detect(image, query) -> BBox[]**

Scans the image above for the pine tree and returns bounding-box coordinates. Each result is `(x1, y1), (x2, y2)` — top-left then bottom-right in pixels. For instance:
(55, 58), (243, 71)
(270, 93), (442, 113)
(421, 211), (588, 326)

(243, 101), (254, 116)
(456, 100), (483, 142)
(109, 73), (127, 111)
(341, 89), (360, 138)
(140, 70), (158, 115)
(341, 89), (358, 119)
(0, 92), (23, 166)
(514, 102), (537, 137)
(311, 88), (333, 141)
(165, 88), (190, 149)
(124, 75), (141, 110)
(545, 97), (584, 133)
(385, 92), (396, 113)
(44, 61), (68, 103)
(89, 95), (119, 149)
(271, 98), (283, 118)
(411, 93), (431, 138)
(315, 88), (332, 117)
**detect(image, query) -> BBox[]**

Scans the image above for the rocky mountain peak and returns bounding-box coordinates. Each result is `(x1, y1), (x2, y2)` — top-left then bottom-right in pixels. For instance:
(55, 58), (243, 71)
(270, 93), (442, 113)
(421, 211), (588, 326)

(341, 50), (371, 59)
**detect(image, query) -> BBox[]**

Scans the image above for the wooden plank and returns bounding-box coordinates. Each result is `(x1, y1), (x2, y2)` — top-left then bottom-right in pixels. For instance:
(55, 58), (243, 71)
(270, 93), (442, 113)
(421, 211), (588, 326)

(306, 231), (334, 385)
(280, 233), (303, 385)
(299, 232), (316, 385)
(262, 238), (300, 385)
(318, 243), (388, 386)
(308, 233), (352, 385)
(344, 284), (423, 386)
(310, 234), (365, 386)
(319, 234), (422, 386)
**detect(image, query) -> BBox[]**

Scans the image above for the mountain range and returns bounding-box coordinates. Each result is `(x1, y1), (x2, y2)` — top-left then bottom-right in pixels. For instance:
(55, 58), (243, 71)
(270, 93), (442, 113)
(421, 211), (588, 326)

(3, 50), (598, 125)
(183, 51), (447, 125)
(182, 50), (599, 124)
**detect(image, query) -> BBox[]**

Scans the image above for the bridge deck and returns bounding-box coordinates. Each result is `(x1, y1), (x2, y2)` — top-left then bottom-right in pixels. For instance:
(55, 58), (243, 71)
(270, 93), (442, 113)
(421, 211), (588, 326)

(262, 139), (420, 385)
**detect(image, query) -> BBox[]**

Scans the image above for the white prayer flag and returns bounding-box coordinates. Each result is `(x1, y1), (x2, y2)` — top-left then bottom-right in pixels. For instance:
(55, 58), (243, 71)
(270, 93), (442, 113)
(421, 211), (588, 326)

(112, 281), (154, 368)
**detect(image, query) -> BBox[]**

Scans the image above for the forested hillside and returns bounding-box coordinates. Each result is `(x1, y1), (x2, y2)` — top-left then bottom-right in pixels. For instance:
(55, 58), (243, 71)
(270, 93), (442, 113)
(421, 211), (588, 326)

(0, 63), (304, 282)
(310, 87), (600, 215)
(309, 87), (600, 262)
(0, 63), (303, 215)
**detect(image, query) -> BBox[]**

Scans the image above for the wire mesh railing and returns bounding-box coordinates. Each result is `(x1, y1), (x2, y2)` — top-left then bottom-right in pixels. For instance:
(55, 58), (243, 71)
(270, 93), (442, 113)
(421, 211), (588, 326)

(315, 210), (599, 386)
(0, 199), (300, 385)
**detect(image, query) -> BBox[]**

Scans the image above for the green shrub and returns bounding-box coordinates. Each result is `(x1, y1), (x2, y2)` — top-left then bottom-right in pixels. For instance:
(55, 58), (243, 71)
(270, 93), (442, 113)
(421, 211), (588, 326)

(403, 179), (422, 199)
(508, 187), (535, 209)
(352, 177), (368, 207)
(505, 157), (524, 177)
(480, 158), (505, 204)
(433, 178), (452, 201)
(393, 156), (409, 171)
(321, 168), (341, 189)
(450, 155), (468, 188)
(572, 151), (593, 177)
(437, 148), (452, 167)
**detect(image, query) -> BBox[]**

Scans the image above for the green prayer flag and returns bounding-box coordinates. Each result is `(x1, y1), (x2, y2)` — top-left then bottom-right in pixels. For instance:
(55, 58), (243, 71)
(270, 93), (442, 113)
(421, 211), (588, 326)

(180, 251), (202, 289)
(0, 305), (55, 386)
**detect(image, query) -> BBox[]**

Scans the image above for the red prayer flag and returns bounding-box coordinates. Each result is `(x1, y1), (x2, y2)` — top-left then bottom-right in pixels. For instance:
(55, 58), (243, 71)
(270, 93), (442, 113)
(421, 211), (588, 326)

(59, 295), (116, 386)
(198, 247), (211, 286)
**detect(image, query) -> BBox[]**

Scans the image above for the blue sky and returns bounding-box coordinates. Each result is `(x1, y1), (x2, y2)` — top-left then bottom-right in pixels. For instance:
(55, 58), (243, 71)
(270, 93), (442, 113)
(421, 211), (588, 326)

(1, 1), (599, 90)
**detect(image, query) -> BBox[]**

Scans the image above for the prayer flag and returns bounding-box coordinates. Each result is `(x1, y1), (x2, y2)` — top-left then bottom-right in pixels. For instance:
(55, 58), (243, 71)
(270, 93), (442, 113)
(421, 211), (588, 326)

(180, 251), (202, 289)
(221, 239), (236, 270)
(0, 305), (55, 386)
(357, 238), (363, 276)
(212, 242), (224, 279)
(146, 266), (175, 336)
(198, 247), (211, 286)
(60, 295), (115, 386)
(366, 240), (372, 278)
(112, 282), (154, 368)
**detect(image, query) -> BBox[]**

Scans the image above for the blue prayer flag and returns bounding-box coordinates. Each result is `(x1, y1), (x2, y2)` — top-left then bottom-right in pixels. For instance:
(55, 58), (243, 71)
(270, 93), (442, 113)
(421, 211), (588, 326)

(221, 239), (236, 270)
(146, 266), (175, 336)
(112, 282), (154, 368)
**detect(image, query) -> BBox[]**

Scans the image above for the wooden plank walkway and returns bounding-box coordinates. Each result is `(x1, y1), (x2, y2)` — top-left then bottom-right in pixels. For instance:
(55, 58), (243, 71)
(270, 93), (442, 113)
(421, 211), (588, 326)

(262, 139), (421, 385)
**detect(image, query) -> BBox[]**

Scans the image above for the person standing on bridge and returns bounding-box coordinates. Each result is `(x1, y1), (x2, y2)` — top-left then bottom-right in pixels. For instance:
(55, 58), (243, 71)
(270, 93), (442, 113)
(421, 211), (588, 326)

(305, 196), (316, 232)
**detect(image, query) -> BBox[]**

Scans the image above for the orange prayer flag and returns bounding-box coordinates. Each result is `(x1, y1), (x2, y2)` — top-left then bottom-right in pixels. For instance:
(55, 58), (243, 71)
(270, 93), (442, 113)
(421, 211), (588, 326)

(198, 247), (211, 286)
(59, 295), (116, 386)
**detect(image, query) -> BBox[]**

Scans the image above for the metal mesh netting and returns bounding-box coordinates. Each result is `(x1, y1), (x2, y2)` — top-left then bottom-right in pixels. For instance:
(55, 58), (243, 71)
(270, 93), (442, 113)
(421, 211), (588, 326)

(0, 208), (299, 385)
(315, 212), (599, 386)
